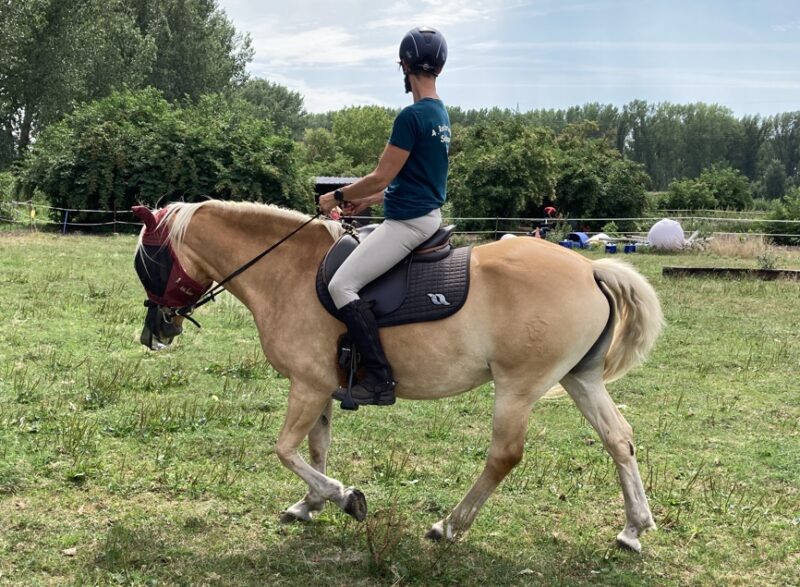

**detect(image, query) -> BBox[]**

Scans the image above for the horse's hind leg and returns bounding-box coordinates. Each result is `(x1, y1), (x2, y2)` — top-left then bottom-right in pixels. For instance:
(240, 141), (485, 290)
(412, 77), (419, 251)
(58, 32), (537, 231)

(276, 383), (367, 522)
(560, 369), (656, 552)
(426, 379), (541, 541)
(280, 399), (332, 523)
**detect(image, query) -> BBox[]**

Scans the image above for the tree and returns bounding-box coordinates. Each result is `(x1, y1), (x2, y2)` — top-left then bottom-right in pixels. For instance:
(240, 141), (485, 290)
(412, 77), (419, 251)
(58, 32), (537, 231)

(762, 158), (787, 200)
(0, 0), (252, 167)
(663, 178), (717, 210)
(448, 118), (557, 229)
(0, 0), (155, 160)
(131, 0), (253, 101)
(331, 106), (396, 172)
(300, 128), (355, 176)
(555, 123), (650, 229)
(236, 78), (306, 138)
(768, 187), (800, 244)
(729, 115), (766, 180)
(15, 89), (312, 220)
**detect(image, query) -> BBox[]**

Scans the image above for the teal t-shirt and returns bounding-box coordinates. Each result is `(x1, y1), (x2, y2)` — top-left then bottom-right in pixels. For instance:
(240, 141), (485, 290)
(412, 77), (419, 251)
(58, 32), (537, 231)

(384, 98), (451, 220)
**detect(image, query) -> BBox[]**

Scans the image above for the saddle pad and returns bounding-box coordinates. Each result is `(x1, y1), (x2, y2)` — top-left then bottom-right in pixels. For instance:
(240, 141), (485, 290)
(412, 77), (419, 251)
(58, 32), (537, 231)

(316, 246), (472, 328)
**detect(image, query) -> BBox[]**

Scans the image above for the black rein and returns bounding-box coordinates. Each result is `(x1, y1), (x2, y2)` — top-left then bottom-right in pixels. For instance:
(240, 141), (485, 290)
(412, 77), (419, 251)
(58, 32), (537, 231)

(169, 212), (322, 327)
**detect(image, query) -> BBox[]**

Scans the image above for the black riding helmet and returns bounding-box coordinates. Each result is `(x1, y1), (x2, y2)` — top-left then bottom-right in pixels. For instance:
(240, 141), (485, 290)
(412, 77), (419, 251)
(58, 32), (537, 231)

(399, 26), (447, 92)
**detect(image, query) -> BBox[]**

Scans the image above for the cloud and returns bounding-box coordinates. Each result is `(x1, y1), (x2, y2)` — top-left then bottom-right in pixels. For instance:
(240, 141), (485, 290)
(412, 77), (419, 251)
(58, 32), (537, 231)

(248, 25), (396, 66)
(255, 72), (390, 112)
(467, 40), (800, 52)
(367, 0), (528, 28)
(772, 20), (800, 32)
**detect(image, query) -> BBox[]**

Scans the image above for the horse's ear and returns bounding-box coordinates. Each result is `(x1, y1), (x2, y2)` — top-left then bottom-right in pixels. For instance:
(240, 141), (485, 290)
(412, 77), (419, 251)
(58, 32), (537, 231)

(132, 206), (157, 231)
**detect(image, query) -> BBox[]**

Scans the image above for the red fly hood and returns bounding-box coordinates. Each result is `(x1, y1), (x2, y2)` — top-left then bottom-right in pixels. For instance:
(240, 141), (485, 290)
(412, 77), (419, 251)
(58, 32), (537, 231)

(133, 206), (210, 307)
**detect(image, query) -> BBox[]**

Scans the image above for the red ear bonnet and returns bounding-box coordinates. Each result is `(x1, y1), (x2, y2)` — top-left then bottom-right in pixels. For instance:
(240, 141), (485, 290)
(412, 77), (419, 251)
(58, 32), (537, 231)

(132, 206), (157, 230)
(132, 206), (171, 247)
(133, 205), (210, 307)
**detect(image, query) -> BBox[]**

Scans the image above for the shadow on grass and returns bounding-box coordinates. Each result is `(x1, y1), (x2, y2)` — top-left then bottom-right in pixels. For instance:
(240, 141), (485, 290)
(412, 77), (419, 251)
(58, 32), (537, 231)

(85, 509), (650, 587)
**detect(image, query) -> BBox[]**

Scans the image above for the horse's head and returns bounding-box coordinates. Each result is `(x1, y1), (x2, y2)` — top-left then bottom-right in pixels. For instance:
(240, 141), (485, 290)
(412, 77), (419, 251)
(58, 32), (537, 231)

(132, 205), (211, 350)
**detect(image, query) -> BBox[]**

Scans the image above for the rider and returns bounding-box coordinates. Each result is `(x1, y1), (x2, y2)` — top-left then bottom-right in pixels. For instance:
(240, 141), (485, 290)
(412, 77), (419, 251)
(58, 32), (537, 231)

(318, 26), (451, 407)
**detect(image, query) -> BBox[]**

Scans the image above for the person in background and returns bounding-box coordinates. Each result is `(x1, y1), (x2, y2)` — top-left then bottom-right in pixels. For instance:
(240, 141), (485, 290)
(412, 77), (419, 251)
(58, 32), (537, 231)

(318, 26), (451, 407)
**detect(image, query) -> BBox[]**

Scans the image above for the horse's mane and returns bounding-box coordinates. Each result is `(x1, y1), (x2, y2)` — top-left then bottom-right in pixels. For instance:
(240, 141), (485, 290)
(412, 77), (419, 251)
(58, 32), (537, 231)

(137, 200), (344, 251)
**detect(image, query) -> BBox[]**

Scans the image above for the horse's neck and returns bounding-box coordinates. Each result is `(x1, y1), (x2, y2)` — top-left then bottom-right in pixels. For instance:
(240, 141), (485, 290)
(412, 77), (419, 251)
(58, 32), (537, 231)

(184, 207), (332, 311)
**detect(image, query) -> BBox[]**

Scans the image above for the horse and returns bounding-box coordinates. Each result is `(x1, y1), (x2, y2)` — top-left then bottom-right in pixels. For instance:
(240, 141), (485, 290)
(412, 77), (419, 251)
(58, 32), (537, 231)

(132, 199), (664, 552)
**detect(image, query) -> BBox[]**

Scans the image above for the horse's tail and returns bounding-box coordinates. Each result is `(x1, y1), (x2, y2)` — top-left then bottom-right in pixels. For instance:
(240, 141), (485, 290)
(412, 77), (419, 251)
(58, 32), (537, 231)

(592, 258), (664, 384)
(546, 258), (663, 398)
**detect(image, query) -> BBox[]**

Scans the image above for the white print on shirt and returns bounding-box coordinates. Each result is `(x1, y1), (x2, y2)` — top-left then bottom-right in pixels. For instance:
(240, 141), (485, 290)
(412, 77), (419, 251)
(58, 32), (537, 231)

(431, 124), (451, 144)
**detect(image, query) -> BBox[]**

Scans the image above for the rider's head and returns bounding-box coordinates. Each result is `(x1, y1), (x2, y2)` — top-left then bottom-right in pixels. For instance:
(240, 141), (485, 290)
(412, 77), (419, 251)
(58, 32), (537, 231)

(398, 26), (447, 94)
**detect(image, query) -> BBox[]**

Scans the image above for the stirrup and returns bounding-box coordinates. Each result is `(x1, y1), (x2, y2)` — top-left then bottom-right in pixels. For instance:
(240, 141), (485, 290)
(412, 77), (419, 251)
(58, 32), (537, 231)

(332, 381), (396, 410)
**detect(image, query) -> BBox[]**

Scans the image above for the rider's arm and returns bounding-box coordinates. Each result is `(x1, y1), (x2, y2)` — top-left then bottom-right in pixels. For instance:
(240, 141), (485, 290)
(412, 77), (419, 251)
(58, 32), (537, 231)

(318, 144), (408, 213)
(340, 144), (409, 201)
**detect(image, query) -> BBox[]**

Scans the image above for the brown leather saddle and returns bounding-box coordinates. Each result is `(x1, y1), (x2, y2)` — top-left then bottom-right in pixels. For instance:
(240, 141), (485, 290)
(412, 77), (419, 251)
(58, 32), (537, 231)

(316, 224), (471, 327)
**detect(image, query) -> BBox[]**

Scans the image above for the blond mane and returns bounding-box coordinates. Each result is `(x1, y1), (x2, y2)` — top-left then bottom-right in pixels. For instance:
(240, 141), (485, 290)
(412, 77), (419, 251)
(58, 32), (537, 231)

(136, 200), (344, 251)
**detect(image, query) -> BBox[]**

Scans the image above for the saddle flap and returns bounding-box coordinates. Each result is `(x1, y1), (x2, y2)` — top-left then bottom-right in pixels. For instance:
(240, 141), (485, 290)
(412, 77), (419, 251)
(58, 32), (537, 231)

(322, 233), (358, 284)
(317, 246), (471, 328)
(321, 232), (411, 316)
(318, 223), (466, 324)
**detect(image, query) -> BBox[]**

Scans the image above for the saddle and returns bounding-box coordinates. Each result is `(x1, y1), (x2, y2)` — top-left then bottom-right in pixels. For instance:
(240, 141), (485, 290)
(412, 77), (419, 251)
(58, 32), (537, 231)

(316, 224), (471, 328)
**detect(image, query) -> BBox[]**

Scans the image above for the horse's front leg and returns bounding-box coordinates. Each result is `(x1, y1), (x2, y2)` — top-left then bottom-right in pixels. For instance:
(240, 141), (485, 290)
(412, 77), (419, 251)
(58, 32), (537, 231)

(280, 398), (333, 522)
(276, 383), (367, 522)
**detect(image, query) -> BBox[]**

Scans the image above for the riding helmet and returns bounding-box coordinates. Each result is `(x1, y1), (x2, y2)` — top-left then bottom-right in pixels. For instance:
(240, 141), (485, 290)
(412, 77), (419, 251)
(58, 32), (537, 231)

(399, 26), (447, 76)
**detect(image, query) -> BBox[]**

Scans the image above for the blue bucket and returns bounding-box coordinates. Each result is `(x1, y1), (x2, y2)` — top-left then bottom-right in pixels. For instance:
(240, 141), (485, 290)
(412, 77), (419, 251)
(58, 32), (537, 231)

(566, 231), (589, 249)
(559, 240), (574, 249)
(605, 243), (617, 254)
(624, 243), (636, 254)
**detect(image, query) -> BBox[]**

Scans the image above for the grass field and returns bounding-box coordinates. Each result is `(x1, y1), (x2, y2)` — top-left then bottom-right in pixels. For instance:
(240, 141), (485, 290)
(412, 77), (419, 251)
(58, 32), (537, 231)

(1, 231), (798, 586)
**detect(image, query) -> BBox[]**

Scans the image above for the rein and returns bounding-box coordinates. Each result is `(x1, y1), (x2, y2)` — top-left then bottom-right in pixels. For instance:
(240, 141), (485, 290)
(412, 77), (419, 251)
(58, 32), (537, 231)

(168, 212), (322, 327)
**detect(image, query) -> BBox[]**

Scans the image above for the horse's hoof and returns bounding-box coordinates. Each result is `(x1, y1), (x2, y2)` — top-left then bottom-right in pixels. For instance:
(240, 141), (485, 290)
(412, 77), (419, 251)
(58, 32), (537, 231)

(279, 511), (298, 524)
(426, 520), (452, 541)
(425, 527), (443, 541)
(616, 530), (642, 553)
(343, 487), (367, 522)
(279, 510), (308, 524)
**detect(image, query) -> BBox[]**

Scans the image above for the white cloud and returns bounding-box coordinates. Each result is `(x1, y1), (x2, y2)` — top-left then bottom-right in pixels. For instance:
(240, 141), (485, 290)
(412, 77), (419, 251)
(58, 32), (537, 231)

(772, 20), (800, 32)
(258, 72), (390, 112)
(248, 25), (396, 66)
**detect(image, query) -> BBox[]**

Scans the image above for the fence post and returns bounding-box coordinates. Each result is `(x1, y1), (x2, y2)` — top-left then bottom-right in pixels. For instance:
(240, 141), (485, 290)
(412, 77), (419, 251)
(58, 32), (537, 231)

(62, 210), (69, 235)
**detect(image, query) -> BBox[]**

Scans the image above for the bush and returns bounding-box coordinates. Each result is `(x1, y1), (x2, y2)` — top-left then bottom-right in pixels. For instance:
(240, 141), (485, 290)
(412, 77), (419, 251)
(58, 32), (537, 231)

(664, 165), (752, 211)
(768, 188), (800, 245)
(0, 171), (13, 205)
(663, 177), (717, 210)
(15, 88), (313, 223)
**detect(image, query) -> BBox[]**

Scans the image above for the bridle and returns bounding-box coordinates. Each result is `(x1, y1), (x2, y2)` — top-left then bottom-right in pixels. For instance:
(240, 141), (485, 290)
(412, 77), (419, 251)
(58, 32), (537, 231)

(161, 211), (323, 329)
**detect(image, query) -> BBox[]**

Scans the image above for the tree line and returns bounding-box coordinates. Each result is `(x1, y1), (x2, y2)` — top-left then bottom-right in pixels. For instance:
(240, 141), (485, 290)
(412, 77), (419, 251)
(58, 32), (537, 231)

(1, 0), (798, 241)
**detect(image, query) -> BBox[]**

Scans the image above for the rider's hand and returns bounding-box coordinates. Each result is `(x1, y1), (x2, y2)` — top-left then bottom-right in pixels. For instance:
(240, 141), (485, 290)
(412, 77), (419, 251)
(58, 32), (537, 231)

(342, 200), (369, 216)
(318, 192), (340, 217)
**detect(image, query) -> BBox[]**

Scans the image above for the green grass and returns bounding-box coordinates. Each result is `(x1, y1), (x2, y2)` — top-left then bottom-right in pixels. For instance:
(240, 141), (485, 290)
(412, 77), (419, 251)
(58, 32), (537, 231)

(1, 231), (799, 586)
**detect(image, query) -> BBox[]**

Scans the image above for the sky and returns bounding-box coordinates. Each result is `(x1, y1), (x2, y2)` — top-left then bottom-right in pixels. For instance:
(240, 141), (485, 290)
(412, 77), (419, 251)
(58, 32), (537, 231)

(217, 0), (800, 116)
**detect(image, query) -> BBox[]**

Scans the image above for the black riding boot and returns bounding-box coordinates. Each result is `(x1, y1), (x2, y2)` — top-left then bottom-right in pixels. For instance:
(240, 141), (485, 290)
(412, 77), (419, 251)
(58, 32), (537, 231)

(332, 299), (396, 407)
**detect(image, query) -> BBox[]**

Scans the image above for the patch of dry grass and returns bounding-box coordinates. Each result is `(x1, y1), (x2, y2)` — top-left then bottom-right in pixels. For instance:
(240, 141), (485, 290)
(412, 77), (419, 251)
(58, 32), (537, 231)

(707, 233), (772, 258)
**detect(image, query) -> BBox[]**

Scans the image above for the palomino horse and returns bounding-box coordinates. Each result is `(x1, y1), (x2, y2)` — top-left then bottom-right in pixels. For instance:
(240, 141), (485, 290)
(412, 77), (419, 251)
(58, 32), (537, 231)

(133, 200), (663, 552)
